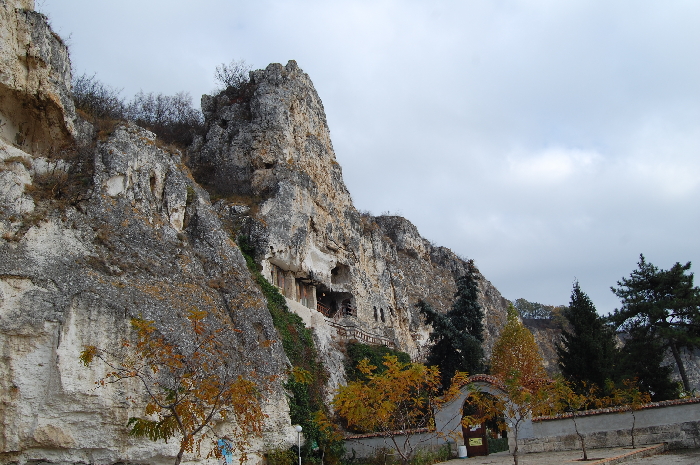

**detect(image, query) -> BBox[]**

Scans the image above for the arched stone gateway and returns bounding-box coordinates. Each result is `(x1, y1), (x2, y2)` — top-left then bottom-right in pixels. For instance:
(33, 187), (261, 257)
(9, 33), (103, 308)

(433, 375), (517, 454)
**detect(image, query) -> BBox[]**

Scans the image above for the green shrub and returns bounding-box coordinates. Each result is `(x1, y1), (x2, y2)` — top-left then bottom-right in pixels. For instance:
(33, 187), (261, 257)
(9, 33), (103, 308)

(487, 437), (509, 454)
(409, 445), (452, 465)
(266, 448), (297, 465)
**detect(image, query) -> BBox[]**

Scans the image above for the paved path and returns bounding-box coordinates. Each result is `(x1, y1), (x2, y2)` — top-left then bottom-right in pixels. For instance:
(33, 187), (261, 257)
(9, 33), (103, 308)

(621, 449), (700, 464)
(440, 444), (670, 465)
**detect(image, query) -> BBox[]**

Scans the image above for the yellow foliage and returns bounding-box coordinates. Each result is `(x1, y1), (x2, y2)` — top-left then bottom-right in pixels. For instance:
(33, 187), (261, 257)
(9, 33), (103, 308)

(81, 312), (266, 465)
(334, 356), (469, 465)
(490, 305), (547, 389)
(79, 345), (98, 366)
(291, 367), (313, 385)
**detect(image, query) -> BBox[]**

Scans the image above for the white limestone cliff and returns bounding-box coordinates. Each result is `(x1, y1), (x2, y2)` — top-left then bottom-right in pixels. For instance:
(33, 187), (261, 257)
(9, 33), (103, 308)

(190, 61), (510, 392)
(0, 4), (515, 464)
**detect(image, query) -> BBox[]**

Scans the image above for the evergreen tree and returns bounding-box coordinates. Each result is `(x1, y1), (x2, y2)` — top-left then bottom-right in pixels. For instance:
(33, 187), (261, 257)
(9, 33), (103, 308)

(418, 261), (485, 387)
(450, 268), (485, 342)
(557, 282), (617, 391)
(610, 254), (700, 392)
(616, 324), (680, 401)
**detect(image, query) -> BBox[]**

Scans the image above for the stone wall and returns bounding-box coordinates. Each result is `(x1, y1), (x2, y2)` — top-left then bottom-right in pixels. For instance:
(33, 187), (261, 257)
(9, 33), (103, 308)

(342, 385), (700, 460)
(516, 398), (700, 453)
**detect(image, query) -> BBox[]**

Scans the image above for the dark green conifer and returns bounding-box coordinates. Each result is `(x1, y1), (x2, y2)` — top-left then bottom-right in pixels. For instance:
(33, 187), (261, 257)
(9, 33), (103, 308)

(557, 281), (617, 391)
(610, 254), (700, 393)
(616, 324), (680, 401)
(418, 261), (485, 388)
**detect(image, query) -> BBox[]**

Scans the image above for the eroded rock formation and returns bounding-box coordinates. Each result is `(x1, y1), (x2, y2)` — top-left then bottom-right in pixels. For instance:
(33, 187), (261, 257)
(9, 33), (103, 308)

(0, 121), (295, 463)
(0, 0), (75, 155)
(0, 4), (514, 464)
(189, 61), (510, 373)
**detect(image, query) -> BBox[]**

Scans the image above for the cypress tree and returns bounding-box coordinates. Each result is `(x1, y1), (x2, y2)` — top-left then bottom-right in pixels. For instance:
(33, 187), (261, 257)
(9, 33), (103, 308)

(557, 281), (617, 391)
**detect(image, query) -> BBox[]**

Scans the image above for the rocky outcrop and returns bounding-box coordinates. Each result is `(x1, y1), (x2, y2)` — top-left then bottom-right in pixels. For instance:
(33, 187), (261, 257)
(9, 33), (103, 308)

(0, 0), (76, 155)
(522, 318), (563, 377)
(1, 5), (514, 463)
(190, 61), (510, 375)
(0, 123), (295, 464)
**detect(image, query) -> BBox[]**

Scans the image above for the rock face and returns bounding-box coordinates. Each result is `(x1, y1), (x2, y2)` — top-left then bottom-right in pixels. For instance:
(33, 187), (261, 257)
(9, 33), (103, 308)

(189, 61), (510, 375)
(522, 318), (564, 377)
(0, 6), (514, 464)
(0, 122), (295, 464)
(0, 0), (76, 155)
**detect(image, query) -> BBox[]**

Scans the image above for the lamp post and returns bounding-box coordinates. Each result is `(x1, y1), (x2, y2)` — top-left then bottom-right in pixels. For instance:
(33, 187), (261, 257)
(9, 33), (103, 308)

(294, 425), (303, 465)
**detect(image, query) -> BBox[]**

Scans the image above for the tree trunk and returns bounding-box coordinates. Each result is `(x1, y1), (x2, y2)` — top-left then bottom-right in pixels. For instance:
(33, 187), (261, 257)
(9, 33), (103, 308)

(670, 341), (691, 393)
(573, 416), (587, 461)
(512, 428), (519, 465)
(631, 412), (636, 449)
(175, 447), (184, 465)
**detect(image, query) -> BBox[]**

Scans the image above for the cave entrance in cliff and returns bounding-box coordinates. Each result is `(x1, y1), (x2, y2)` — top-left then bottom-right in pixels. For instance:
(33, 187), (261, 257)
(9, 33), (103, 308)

(315, 284), (354, 319)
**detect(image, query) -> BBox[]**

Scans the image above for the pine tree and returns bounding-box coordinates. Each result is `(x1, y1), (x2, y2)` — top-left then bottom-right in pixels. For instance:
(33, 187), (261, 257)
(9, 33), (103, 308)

(418, 261), (485, 387)
(616, 324), (680, 401)
(610, 254), (700, 392)
(450, 269), (485, 342)
(557, 282), (617, 391)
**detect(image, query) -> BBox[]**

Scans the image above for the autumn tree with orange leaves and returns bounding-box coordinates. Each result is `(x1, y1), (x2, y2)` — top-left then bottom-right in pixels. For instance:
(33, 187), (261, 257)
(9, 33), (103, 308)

(491, 305), (547, 388)
(333, 355), (470, 465)
(611, 379), (651, 449)
(80, 310), (267, 465)
(467, 305), (551, 465)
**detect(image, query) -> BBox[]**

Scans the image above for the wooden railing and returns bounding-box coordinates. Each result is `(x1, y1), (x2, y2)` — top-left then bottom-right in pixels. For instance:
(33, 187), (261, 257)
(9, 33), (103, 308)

(316, 302), (355, 320)
(317, 302), (332, 317)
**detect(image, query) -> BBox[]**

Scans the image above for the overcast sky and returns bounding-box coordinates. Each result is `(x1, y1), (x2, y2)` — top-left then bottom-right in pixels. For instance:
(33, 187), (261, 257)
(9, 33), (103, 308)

(39, 0), (700, 314)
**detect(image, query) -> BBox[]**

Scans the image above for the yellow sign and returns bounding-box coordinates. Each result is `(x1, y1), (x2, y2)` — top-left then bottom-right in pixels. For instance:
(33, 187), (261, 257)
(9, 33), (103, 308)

(468, 438), (483, 446)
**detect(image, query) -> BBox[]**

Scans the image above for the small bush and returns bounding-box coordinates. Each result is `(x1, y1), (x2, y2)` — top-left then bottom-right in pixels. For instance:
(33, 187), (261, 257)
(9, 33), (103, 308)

(24, 145), (94, 209)
(344, 341), (411, 382)
(214, 59), (252, 91)
(410, 445), (452, 465)
(487, 437), (509, 454)
(72, 73), (126, 120)
(266, 448), (297, 465)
